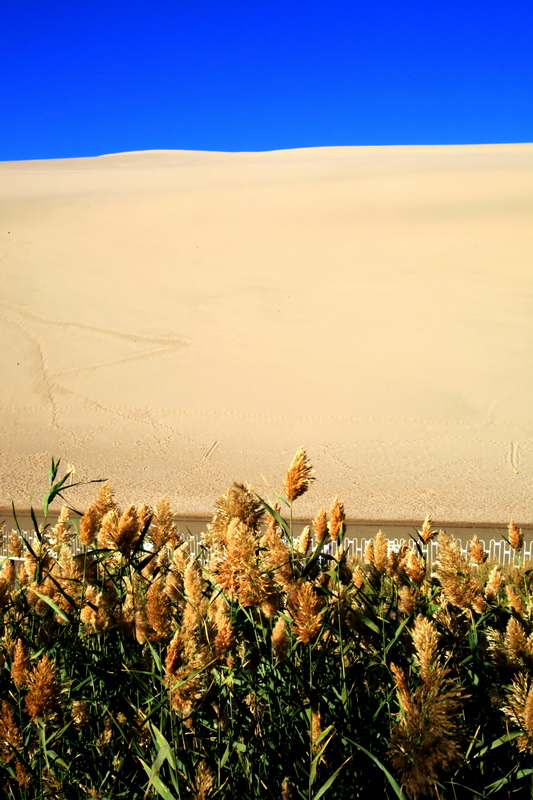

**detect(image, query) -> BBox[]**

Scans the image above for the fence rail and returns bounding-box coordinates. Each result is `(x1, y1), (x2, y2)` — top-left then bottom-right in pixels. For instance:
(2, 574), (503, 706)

(1, 530), (531, 567)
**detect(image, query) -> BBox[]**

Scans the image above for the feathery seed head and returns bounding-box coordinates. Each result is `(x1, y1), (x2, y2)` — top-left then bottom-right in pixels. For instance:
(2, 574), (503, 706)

(192, 760), (215, 800)
(504, 616), (529, 662)
(79, 505), (99, 547)
(435, 534), (484, 613)
(212, 518), (271, 607)
(405, 549), (426, 587)
(206, 482), (264, 550)
(284, 447), (315, 502)
(398, 585), (419, 615)
(312, 507), (328, 543)
(364, 539), (374, 565)
(93, 481), (116, 519)
(182, 559), (207, 632)
(509, 520), (523, 551)
(328, 497), (345, 543)
(2, 559), (15, 586)
(152, 496), (180, 548)
(0, 701), (22, 763)
(412, 615), (439, 682)
(502, 673), (533, 753)
(25, 654), (60, 722)
(288, 581), (324, 644)
(8, 530), (23, 558)
(485, 565), (503, 602)
(507, 585), (526, 614)
(272, 615), (290, 660)
(137, 502), (153, 537)
(295, 525), (311, 555)
(281, 777), (295, 800)
(419, 515), (439, 544)
(71, 700), (91, 726)
(469, 535), (488, 565)
(146, 576), (172, 640)
(261, 527), (294, 590)
(214, 600), (235, 660)
(11, 639), (30, 688)
(372, 530), (389, 573)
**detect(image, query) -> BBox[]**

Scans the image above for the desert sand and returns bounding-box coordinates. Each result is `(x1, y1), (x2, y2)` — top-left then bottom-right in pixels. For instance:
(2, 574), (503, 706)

(0, 144), (531, 523)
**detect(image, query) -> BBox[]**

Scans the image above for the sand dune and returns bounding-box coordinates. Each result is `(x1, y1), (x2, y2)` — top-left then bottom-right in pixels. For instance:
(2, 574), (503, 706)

(1, 144), (531, 522)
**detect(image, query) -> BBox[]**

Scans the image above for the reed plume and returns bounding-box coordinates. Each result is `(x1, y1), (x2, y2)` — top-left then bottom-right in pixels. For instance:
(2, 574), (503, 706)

(337, 541), (353, 584)
(434, 534), (484, 614)
(288, 581), (324, 644)
(165, 629), (207, 719)
(398, 585), (419, 616)
(504, 616), (529, 663)
(137, 502), (153, 538)
(419, 515), (439, 544)
(50, 504), (72, 548)
(212, 518), (270, 607)
(387, 541), (409, 579)
(313, 507), (328, 544)
(485, 565), (503, 602)
(281, 777), (295, 800)
(15, 760), (31, 788)
(352, 563), (365, 589)
(7, 530), (23, 558)
(502, 672), (533, 753)
(151, 496), (180, 548)
(205, 482), (264, 549)
(311, 707), (322, 754)
(284, 447), (314, 502)
(404, 549), (425, 587)
(25, 653), (60, 722)
(11, 639), (30, 688)
(261, 527), (293, 590)
(192, 760), (215, 800)
(509, 520), (523, 551)
(213, 597), (235, 659)
(1, 558), (15, 587)
(182, 559), (208, 632)
(371, 530), (389, 573)
(0, 701), (22, 763)
(329, 497), (345, 543)
(80, 584), (118, 635)
(506, 585), (526, 614)
(469, 535), (488, 565)
(79, 505), (99, 546)
(389, 616), (465, 798)
(93, 480), (117, 519)
(146, 575), (172, 640)
(295, 525), (311, 555)
(71, 700), (91, 727)
(97, 505), (140, 557)
(411, 614), (438, 681)
(272, 614), (290, 660)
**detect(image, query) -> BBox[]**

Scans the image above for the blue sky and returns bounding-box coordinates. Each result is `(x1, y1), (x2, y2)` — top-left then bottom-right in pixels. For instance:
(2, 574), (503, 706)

(1, 1), (532, 160)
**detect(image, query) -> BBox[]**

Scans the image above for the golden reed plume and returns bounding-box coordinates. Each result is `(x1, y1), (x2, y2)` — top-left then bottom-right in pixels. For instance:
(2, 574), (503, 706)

(284, 447), (315, 502)
(288, 581), (324, 644)
(25, 654), (60, 722)
(389, 615), (466, 798)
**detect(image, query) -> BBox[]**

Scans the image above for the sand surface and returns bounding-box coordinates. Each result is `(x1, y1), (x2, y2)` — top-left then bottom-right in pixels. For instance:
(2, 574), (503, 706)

(1, 144), (532, 523)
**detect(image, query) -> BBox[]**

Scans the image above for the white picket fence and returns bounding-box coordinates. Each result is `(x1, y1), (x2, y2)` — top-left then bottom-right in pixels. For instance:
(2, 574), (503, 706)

(1, 530), (531, 567)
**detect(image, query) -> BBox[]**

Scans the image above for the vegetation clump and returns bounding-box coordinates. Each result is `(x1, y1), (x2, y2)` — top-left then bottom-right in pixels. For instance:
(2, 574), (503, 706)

(0, 452), (532, 798)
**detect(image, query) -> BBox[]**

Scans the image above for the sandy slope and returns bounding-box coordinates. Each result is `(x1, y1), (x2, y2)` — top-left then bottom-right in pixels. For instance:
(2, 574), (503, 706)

(1, 144), (531, 522)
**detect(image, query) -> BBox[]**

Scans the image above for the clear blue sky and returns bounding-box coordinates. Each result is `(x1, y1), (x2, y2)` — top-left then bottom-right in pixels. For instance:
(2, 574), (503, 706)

(1, 1), (531, 160)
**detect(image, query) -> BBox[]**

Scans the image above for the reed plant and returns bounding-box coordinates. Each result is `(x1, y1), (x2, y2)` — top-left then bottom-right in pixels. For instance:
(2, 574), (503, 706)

(0, 453), (532, 798)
